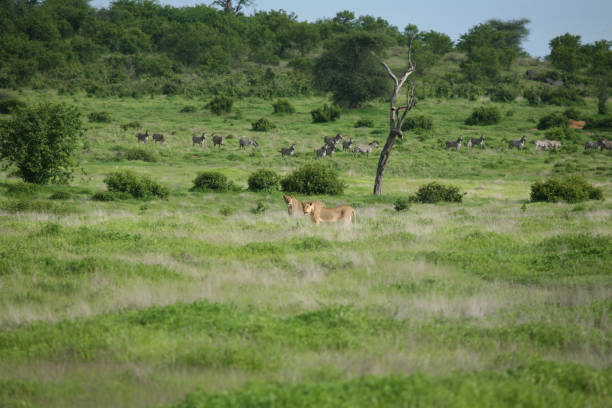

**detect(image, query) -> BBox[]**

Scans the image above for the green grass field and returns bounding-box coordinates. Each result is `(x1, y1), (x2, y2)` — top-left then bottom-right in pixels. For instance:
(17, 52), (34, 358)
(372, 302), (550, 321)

(1, 89), (611, 407)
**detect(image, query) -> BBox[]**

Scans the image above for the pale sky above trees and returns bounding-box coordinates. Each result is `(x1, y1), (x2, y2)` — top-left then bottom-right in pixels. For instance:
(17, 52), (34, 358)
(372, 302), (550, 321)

(89, 0), (612, 57)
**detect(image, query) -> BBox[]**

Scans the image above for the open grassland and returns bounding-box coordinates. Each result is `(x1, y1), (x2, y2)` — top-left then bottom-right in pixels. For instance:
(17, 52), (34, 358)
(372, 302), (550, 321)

(1, 90), (612, 407)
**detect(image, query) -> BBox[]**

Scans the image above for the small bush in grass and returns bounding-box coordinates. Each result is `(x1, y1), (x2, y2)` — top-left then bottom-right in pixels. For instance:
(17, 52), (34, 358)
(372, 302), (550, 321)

(523, 87), (542, 105)
(6, 182), (37, 196)
(125, 147), (159, 162)
(104, 170), (169, 200)
(120, 121), (141, 131)
(410, 182), (464, 203)
(540, 86), (584, 106)
(248, 169), (280, 192)
(311, 104), (341, 123)
(537, 112), (569, 130)
(394, 198), (411, 212)
(355, 119), (374, 128)
(465, 106), (501, 125)
(219, 206), (234, 216)
(272, 99), (295, 114)
(191, 171), (238, 192)
(251, 200), (268, 214)
(92, 191), (116, 201)
(281, 163), (345, 195)
(530, 176), (603, 203)
(251, 118), (276, 132)
(180, 105), (196, 113)
(88, 111), (112, 123)
(584, 114), (612, 130)
(401, 115), (434, 132)
(49, 191), (71, 200)
(207, 95), (233, 115)
(0, 98), (26, 114)
(488, 85), (520, 102)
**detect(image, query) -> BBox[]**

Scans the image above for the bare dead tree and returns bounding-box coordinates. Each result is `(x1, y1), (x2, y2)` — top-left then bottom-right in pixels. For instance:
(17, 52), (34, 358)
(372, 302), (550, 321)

(373, 49), (417, 195)
(211, 0), (253, 15)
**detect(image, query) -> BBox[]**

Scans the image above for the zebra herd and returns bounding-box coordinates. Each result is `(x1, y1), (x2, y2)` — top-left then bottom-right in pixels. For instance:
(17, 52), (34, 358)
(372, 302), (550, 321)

(137, 130), (258, 150)
(311, 133), (380, 159)
(443, 133), (612, 152)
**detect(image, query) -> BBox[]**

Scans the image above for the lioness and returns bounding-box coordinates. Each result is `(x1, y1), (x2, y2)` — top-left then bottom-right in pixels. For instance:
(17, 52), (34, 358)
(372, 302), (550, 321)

(303, 201), (355, 225)
(283, 195), (324, 217)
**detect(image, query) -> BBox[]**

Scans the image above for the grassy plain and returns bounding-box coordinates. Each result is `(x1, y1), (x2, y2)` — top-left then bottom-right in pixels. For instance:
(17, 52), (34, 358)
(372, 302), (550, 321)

(1, 89), (612, 407)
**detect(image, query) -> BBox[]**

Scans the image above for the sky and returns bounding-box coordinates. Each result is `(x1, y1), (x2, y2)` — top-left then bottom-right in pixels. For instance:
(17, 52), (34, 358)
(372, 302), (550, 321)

(89, 0), (612, 57)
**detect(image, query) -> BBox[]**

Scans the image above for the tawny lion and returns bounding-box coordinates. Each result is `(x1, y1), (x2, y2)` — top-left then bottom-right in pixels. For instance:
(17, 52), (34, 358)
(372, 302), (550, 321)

(283, 195), (324, 217)
(302, 201), (356, 225)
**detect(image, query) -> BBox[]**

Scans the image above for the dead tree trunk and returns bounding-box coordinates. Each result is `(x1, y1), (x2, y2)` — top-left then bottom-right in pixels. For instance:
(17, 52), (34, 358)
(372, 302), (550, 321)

(373, 58), (416, 195)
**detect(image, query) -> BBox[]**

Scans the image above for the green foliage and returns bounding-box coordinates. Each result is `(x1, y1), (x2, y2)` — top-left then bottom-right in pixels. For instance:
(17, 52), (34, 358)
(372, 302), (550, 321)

(191, 171), (237, 192)
(584, 114), (612, 129)
(354, 119), (374, 128)
(272, 99), (295, 114)
(410, 182), (464, 203)
(281, 163), (345, 195)
(251, 200), (268, 214)
(0, 102), (82, 184)
(401, 115), (433, 131)
(393, 198), (411, 212)
(251, 118), (276, 132)
(465, 106), (501, 125)
(103, 170), (169, 200)
(523, 87), (543, 105)
(530, 176), (603, 203)
(247, 169), (280, 192)
(120, 121), (141, 131)
(49, 191), (71, 200)
(207, 95), (233, 115)
(88, 111), (111, 123)
(488, 85), (520, 102)
(549, 34), (582, 74)
(6, 182), (37, 196)
(0, 98), (26, 114)
(179, 105), (196, 113)
(125, 148), (159, 162)
(311, 104), (341, 123)
(541, 87), (585, 106)
(537, 112), (569, 130)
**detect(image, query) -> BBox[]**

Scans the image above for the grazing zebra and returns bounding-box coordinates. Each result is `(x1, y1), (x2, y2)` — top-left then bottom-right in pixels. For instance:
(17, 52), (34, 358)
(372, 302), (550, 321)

(599, 139), (612, 150)
(324, 133), (343, 147)
(509, 135), (526, 150)
(585, 141), (601, 150)
(342, 138), (353, 151)
(547, 140), (562, 150)
(533, 140), (549, 151)
(212, 134), (223, 148)
(315, 145), (327, 158)
(136, 130), (149, 143)
(280, 144), (295, 157)
(152, 133), (164, 143)
(325, 143), (337, 157)
(445, 136), (462, 151)
(468, 134), (485, 149)
(239, 137), (258, 149)
(192, 132), (206, 146)
(353, 141), (379, 158)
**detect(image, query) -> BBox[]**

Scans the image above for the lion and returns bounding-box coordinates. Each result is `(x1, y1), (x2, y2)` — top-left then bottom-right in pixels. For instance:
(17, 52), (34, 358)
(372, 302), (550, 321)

(302, 201), (356, 225)
(283, 195), (324, 217)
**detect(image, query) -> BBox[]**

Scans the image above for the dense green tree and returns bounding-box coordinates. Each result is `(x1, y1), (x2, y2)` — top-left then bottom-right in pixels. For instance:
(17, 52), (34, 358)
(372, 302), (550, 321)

(583, 40), (612, 114)
(548, 33), (582, 74)
(314, 32), (391, 107)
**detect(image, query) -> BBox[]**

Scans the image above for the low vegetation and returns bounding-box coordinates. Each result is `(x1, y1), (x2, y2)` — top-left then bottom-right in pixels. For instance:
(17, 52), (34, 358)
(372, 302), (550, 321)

(103, 170), (169, 199)
(465, 106), (501, 126)
(280, 163), (345, 195)
(311, 104), (341, 123)
(530, 176), (603, 203)
(409, 182), (465, 203)
(191, 171), (237, 192)
(247, 169), (280, 192)
(251, 117), (276, 132)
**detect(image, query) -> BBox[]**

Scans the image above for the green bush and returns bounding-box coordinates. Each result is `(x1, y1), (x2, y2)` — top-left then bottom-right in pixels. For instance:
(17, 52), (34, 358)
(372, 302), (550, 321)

(88, 111), (112, 123)
(251, 200), (268, 214)
(523, 87), (542, 106)
(6, 182), (37, 196)
(272, 99), (295, 114)
(488, 85), (520, 102)
(125, 147), (159, 162)
(562, 108), (585, 121)
(251, 118), (276, 132)
(465, 106), (501, 126)
(207, 95), (233, 115)
(452, 83), (482, 100)
(179, 105), (196, 113)
(537, 112), (569, 130)
(394, 198), (411, 212)
(401, 115), (434, 132)
(247, 169), (280, 192)
(311, 104), (341, 123)
(191, 171), (238, 192)
(103, 170), (169, 200)
(354, 119), (374, 128)
(584, 115), (612, 129)
(530, 176), (603, 203)
(410, 182), (464, 203)
(120, 121), (141, 131)
(281, 163), (345, 195)
(540, 87), (584, 106)
(0, 98), (26, 114)
(545, 127), (578, 143)
(91, 191), (117, 201)
(49, 191), (71, 200)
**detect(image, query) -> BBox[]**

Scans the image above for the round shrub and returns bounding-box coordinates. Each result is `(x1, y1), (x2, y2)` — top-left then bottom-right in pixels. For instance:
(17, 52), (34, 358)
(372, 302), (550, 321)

(207, 95), (233, 115)
(401, 115), (434, 132)
(104, 170), (169, 200)
(530, 176), (603, 203)
(311, 104), (341, 123)
(281, 163), (345, 195)
(248, 169), (280, 192)
(191, 171), (237, 192)
(488, 85), (520, 103)
(537, 112), (568, 130)
(88, 111), (112, 123)
(465, 106), (501, 126)
(272, 99), (295, 114)
(125, 147), (159, 162)
(394, 198), (411, 212)
(251, 118), (276, 132)
(355, 119), (374, 128)
(410, 182), (464, 203)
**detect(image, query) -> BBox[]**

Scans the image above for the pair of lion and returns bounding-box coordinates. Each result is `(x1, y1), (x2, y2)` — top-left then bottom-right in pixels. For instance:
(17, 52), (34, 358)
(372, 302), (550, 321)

(283, 195), (356, 225)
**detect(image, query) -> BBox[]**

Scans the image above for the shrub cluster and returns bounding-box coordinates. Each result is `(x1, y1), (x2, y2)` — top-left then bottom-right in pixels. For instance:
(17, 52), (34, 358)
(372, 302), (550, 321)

(393, 198), (411, 212)
(0, 98), (26, 114)
(488, 85), (520, 103)
(465, 106), (501, 126)
(401, 115), (434, 132)
(530, 176), (603, 203)
(103, 170), (169, 199)
(311, 104), (341, 123)
(524, 86), (584, 106)
(584, 115), (612, 130)
(88, 111), (112, 123)
(354, 119), (374, 128)
(207, 95), (233, 115)
(125, 147), (159, 162)
(537, 112), (568, 130)
(409, 182), (464, 203)
(179, 105), (196, 113)
(191, 171), (238, 192)
(251, 118), (276, 132)
(280, 163), (345, 195)
(248, 169), (280, 192)
(272, 99), (295, 114)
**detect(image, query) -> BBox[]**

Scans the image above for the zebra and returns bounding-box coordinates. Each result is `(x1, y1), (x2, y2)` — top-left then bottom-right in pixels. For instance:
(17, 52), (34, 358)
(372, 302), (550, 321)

(547, 140), (562, 150)
(445, 136), (462, 151)
(585, 141), (601, 150)
(469, 134), (485, 149)
(212, 134), (223, 148)
(324, 133), (343, 147)
(136, 130), (149, 143)
(315, 145), (327, 159)
(325, 143), (337, 157)
(342, 138), (353, 151)
(192, 132), (207, 146)
(533, 140), (561, 151)
(239, 137), (258, 149)
(280, 144), (295, 157)
(509, 135), (526, 150)
(152, 133), (165, 143)
(353, 141), (379, 158)
(599, 139), (612, 151)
